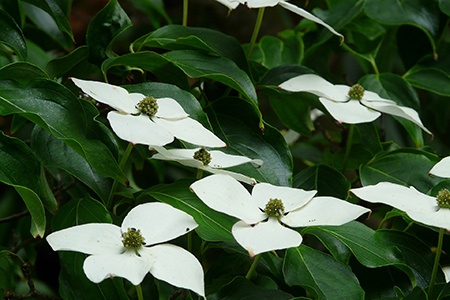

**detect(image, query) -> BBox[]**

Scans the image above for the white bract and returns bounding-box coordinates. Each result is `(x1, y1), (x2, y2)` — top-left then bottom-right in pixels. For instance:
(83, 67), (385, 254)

(151, 146), (263, 185)
(279, 74), (431, 134)
(190, 174), (369, 257)
(216, 0), (343, 41)
(46, 202), (205, 297)
(430, 156), (450, 178)
(351, 182), (450, 229)
(71, 78), (226, 148)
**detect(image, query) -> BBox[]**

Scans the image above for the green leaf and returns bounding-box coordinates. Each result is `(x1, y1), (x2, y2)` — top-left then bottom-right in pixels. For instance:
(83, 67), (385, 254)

(293, 165), (350, 199)
(45, 46), (89, 79)
(31, 126), (112, 203)
(133, 24), (248, 72)
(0, 79), (126, 184)
(21, 0), (73, 49)
(86, 0), (132, 64)
(0, 132), (56, 237)
(51, 196), (128, 300)
(0, 9), (26, 59)
(0, 252), (16, 294)
(440, 0), (450, 16)
(139, 179), (236, 243)
(405, 65), (450, 97)
(206, 97), (293, 186)
(283, 245), (365, 300)
(0, 62), (48, 84)
(208, 276), (293, 300)
(162, 50), (257, 106)
(359, 148), (441, 194)
(364, 0), (439, 58)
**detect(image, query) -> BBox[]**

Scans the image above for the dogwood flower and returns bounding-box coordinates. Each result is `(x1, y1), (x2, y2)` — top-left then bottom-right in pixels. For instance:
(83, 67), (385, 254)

(151, 147), (263, 185)
(216, 0), (343, 41)
(190, 174), (370, 257)
(46, 202), (205, 297)
(279, 74), (431, 134)
(71, 78), (226, 148)
(430, 156), (450, 178)
(351, 182), (450, 229)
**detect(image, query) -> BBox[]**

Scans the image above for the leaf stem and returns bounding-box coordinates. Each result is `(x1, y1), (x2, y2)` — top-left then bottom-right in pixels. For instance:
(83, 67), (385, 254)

(342, 124), (355, 171)
(136, 284), (144, 300)
(428, 227), (445, 296)
(245, 254), (261, 279)
(247, 7), (265, 57)
(196, 168), (204, 179)
(182, 0), (188, 26)
(107, 143), (133, 209)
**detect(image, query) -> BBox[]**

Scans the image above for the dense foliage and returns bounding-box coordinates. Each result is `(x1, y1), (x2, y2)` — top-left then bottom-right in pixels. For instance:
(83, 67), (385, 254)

(1, 0), (450, 299)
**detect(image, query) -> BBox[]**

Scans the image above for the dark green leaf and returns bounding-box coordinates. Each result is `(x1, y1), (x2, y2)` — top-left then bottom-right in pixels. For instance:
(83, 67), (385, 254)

(86, 0), (132, 64)
(293, 164), (350, 199)
(0, 79), (125, 183)
(0, 132), (55, 237)
(405, 66), (450, 96)
(206, 97), (293, 186)
(0, 62), (48, 84)
(359, 148), (441, 194)
(0, 9), (26, 59)
(31, 126), (112, 203)
(46, 46), (89, 79)
(283, 245), (365, 300)
(440, 0), (450, 16)
(133, 24), (248, 72)
(139, 179), (236, 243)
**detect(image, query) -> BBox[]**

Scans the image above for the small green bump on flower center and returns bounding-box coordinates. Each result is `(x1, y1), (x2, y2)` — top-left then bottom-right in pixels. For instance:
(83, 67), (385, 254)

(264, 198), (285, 218)
(122, 228), (145, 250)
(136, 96), (158, 116)
(348, 84), (365, 100)
(437, 189), (450, 209)
(193, 148), (211, 165)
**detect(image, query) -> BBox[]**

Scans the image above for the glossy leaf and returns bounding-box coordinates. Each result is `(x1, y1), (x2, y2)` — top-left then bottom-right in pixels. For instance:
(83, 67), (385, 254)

(405, 66), (450, 97)
(293, 164), (350, 199)
(133, 24), (248, 72)
(31, 126), (112, 203)
(139, 179), (236, 243)
(0, 9), (26, 60)
(51, 196), (128, 300)
(46, 46), (90, 79)
(0, 132), (55, 238)
(86, 0), (132, 64)
(0, 62), (48, 83)
(360, 148), (441, 194)
(440, 0), (450, 16)
(283, 245), (365, 299)
(206, 97), (293, 186)
(0, 79), (126, 183)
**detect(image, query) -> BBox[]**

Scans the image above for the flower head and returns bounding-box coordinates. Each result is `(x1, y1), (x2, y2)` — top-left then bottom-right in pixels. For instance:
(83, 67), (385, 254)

(71, 78), (226, 148)
(190, 174), (369, 257)
(351, 182), (450, 229)
(46, 202), (204, 297)
(429, 156), (450, 178)
(279, 74), (431, 134)
(151, 146), (263, 185)
(215, 0), (343, 42)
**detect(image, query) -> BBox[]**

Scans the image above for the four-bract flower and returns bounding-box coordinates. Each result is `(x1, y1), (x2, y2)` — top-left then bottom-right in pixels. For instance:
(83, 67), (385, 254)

(351, 182), (450, 229)
(216, 0), (343, 41)
(151, 146), (263, 185)
(190, 174), (370, 257)
(430, 156), (450, 178)
(279, 74), (431, 134)
(71, 78), (226, 148)
(46, 202), (205, 297)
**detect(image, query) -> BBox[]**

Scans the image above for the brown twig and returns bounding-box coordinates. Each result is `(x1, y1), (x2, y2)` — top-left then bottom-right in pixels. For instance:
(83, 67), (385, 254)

(0, 211), (29, 224)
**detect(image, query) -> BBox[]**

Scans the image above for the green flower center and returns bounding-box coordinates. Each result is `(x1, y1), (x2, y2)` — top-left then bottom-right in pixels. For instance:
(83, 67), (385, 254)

(437, 189), (450, 209)
(193, 148), (211, 165)
(264, 198), (285, 218)
(348, 84), (365, 100)
(122, 228), (145, 250)
(136, 96), (158, 116)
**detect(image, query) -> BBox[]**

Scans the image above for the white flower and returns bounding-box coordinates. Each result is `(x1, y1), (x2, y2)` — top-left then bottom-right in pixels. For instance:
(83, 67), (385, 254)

(215, 0), (343, 41)
(46, 202), (205, 297)
(430, 156), (450, 178)
(71, 78), (226, 148)
(279, 74), (431, 134)
(443, 266), (450, 283)
(351, 182), (450, 229)
(151, 147), (263, 185)
(190, 174), (370, 257)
